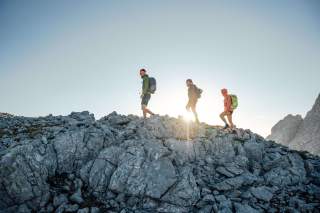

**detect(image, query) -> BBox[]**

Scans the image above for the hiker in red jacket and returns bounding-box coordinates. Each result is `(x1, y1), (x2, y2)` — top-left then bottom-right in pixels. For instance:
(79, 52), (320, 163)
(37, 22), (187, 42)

(220, 88), (234, 129)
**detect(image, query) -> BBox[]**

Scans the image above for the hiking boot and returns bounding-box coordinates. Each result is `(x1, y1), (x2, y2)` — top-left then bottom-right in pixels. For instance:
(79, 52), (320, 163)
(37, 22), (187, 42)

(223, 124), (230, 129)
(150, 114), (159, 118)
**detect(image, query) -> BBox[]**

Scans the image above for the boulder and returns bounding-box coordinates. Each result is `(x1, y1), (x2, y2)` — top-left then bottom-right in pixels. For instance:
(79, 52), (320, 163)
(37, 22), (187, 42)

(250, 186), (274, 202)
(162, 167), (200, 206)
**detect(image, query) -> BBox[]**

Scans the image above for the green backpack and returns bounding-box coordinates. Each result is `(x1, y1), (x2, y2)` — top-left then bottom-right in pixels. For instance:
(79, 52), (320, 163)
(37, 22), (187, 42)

(230, 94), (238, 110)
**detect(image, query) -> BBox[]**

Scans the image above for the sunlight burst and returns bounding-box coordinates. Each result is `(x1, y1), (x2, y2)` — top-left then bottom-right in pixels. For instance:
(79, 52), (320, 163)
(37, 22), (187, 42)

(183, 111), (194, 122)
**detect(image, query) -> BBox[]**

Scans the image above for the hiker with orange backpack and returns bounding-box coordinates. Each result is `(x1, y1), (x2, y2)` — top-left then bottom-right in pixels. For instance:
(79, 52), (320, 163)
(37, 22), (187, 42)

(220, 88), (238, 129)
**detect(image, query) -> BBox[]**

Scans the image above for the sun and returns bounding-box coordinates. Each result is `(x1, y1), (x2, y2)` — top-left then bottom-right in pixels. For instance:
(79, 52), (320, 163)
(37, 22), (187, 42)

(183, 111), (194, 122)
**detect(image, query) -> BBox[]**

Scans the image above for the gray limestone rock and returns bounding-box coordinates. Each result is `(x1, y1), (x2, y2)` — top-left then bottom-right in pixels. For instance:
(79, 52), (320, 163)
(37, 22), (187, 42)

(0, 111), (319, 212)
(250, 186), (274, 202)
(161, 167), (200, 206)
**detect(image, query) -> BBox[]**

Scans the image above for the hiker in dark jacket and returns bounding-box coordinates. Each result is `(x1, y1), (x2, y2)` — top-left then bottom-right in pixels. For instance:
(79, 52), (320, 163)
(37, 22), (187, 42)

(140, 68), (155, 118)
(186, 79), (200, 123)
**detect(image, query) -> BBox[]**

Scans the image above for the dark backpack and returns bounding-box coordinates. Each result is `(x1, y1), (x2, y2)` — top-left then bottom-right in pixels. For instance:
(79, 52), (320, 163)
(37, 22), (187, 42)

(195, 86), (203, 98)
(148, 77), (157, 94)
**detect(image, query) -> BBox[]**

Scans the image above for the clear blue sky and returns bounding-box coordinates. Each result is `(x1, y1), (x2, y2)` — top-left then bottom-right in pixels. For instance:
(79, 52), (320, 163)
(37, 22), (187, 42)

(1, 0), (319, 136)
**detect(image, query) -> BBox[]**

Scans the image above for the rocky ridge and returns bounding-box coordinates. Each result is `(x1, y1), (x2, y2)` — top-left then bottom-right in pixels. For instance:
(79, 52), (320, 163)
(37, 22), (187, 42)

(268, 94), (320, 155)
(0, 111), (319, 213)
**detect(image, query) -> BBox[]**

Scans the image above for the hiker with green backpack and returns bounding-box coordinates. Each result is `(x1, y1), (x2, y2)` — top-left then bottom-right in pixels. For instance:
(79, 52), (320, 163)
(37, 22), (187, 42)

(140, 68), (156, 118)
(220, 88), (238, 129)
(186, 79), (202, 124)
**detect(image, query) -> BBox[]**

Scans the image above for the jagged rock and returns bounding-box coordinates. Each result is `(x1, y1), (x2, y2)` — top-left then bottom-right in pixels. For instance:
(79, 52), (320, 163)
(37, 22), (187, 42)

(264, 152), (306, 187)
(213, 175), (246, 191)
(161, 167), (200, 206)
(45, 204), (54, 212)
(268, 94), (320, 155)
(108, 146), (145, 194)
(198, 205), (213, 213)
(233, 202), (259, 213)
(90, 207), (100, 213)
(77, 208), (89, 213)
(143, 158), (177, 198)
(141, 197), (158, 210)
(65, 204), (79, 212)
(108, 145), (177, 199)
(250, 186), (274, 202)
(216, 166), (234, 177)
(17, 204), (31, 213)
(244, 139), (264, 162)
(215, 195), (233, 213)
(156, 203), (189, 213)
(70, 190), (84, 204)
(203, 194), (215, 203)
(289, 94), (320, 154)
(267, 114), (303, 145)
(0, 111), (319, 212)
(84, 146), (120, 193)
(53, 194), (69, 207)
(55, 203), (67, 213)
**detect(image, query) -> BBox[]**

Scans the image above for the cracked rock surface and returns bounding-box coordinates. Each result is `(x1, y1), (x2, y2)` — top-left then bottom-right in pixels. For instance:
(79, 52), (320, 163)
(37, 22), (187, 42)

(0, 111), (320, 212)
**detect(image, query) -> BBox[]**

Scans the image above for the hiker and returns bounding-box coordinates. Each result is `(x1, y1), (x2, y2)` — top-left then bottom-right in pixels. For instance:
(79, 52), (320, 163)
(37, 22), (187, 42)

(220, 88), (237, 129)
(185, 79), (202, 123)
(140, 68), (156, 118)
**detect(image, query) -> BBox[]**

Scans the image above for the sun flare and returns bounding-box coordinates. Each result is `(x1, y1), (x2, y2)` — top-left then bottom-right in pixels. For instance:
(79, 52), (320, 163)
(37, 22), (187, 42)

(183, 111), (194, 122)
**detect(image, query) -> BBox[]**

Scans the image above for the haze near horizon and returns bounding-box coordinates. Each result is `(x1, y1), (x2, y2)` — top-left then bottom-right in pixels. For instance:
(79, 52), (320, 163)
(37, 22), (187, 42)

(1, 0), (320, 137)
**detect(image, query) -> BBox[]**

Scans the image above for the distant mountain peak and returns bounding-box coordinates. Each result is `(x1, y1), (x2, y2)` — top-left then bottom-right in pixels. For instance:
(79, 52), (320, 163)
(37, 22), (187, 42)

(311, 93), (320, 113)
(268, 93), (320, 155)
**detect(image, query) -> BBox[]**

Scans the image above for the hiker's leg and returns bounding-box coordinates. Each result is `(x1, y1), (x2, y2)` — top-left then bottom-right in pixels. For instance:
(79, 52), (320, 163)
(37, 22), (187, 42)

(141, 94), (152, 118)
(145, 108), (155, 116)
(144, 94), (154, 116)
(191, 105), (199, 123)
(220, 112), (228, 124)
(227, 112), (234, 128)
(142, 105), (147, 118)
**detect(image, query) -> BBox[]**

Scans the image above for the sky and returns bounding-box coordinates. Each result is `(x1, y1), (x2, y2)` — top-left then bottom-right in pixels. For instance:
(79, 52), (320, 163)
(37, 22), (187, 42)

(1, 0), (319, 137)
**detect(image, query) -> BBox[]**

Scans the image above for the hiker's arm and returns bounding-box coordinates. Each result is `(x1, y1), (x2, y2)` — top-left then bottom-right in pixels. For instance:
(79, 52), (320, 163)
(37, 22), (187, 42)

(142, 77), (149, 95)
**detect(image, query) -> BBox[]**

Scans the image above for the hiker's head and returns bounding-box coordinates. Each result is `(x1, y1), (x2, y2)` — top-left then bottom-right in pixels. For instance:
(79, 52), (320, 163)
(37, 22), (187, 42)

(139, 69), (146, 77)
(186, 79), (193, 87)
(221, 88), (228, 96)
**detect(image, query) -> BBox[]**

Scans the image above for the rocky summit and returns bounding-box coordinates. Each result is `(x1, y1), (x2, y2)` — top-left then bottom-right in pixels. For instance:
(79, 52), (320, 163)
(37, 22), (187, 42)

(0, 111), (320, 213)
